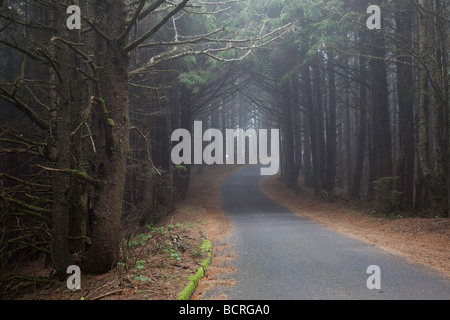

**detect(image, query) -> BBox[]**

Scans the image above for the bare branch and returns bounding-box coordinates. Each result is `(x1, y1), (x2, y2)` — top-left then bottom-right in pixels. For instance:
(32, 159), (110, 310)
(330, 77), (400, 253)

(0, 126), (46, 147)
(0, 147), (41, 156)
(70, 96), (95, 137)
(123, 0), (190, 53)
(137, 25), (225, 48)
(130, 22), (292, 75)
(117, 0), (146, 44)
(35, 165), (101, 188)
(0, 173), (51, 189)
(138, 0), (167, 21)
(130, 126), (162, 176)
(0, 88), (50, 131)
(0, 38), (48, 65)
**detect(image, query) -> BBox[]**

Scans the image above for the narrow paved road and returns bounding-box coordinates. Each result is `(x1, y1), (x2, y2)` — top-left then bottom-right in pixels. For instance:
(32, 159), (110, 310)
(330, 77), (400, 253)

(221, 165), (450, 300)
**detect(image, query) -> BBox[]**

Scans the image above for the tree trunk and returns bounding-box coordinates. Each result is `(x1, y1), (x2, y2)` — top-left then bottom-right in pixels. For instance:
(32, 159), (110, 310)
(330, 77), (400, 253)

(312, 62), (325, 190)
(304, 64), (321, 195)
(282, 78), (297, 189)
(368, 21), (393, 182)
(394, 1), (415, 209)
(84, 0), (130, 273)
(291, 71), (303, 181)
(344, 64), (353, 194)
(51, 1), (85, 277)
(325, 50), (337, 193)
(351, 29), (368, 199)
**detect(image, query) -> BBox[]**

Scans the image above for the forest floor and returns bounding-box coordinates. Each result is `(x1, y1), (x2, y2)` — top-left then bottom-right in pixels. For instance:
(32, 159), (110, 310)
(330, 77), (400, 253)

(1, 165), (242, 300)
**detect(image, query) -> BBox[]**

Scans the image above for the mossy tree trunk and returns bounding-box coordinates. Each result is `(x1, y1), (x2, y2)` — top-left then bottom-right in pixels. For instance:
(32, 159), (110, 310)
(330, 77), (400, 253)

(83, 0), (130, 274)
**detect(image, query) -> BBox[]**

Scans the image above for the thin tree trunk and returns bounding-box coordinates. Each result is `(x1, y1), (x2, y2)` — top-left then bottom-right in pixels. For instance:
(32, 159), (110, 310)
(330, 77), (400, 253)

(395, 1), (415, 209)
(325, 50), (337, 193)
(305, 63), (321, 195)
(344, 68), (353, 194)
(368, 20), (393, 182)
(351, 30), (368, 199)
(312, 62), (325, 190)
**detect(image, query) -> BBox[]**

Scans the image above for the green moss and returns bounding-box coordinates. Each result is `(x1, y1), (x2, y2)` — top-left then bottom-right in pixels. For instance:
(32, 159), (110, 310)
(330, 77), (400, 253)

(107, 118), (115, 126)
(80, 194), (88, 209)
(198, 238), (210, 252)
(178, 238), (211, 300)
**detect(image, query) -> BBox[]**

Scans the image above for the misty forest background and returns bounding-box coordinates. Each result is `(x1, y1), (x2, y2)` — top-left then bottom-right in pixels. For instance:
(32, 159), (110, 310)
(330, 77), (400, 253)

(0, 0), (448, 285)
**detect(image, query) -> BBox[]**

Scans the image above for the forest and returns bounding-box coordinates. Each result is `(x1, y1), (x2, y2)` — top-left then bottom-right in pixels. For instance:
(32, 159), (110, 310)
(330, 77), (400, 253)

(0, 0), (448, 297)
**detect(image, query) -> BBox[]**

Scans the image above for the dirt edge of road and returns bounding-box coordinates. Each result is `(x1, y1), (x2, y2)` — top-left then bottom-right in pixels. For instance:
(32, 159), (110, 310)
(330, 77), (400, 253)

(190, 165), (246, 300)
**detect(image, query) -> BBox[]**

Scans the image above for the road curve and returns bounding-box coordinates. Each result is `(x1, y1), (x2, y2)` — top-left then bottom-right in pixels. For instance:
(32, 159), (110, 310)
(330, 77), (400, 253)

(220, 165), (450, 300)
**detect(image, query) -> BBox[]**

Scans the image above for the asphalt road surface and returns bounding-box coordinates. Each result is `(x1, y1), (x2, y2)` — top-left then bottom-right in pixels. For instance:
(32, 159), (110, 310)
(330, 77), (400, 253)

(220, 165), (450, 300)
